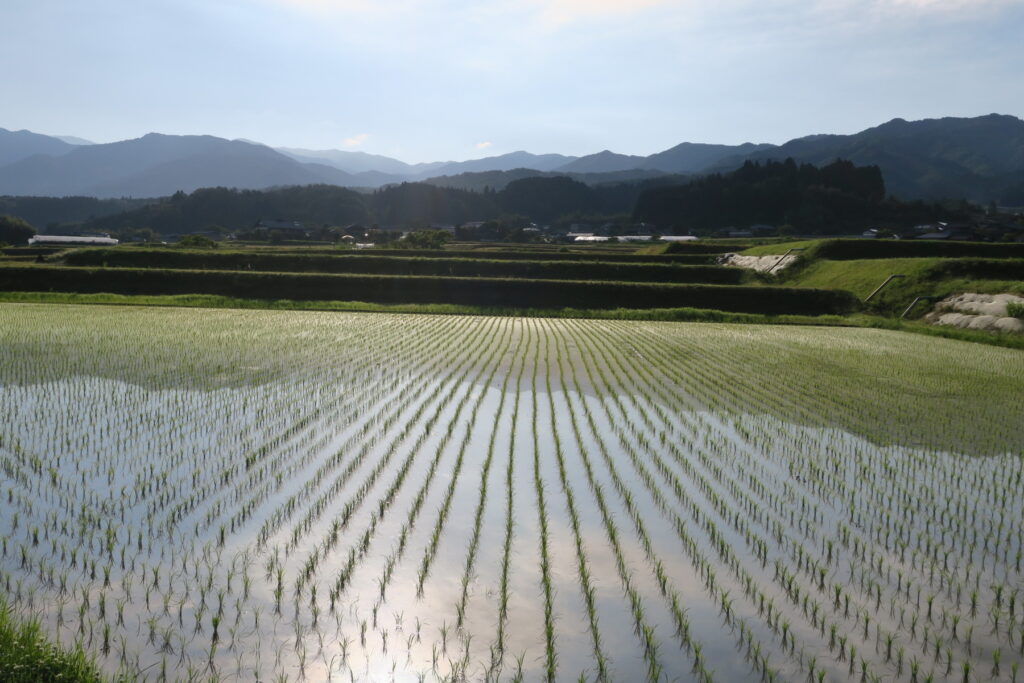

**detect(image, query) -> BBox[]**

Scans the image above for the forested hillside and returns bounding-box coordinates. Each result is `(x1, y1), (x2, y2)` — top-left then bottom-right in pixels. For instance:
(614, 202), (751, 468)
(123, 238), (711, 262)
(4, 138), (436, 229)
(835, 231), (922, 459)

(5, 159), (964, 239)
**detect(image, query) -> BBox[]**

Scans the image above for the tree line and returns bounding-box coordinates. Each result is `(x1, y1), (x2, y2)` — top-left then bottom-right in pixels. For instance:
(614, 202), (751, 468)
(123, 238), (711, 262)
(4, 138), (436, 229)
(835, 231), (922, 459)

(1, 159), (966, 242)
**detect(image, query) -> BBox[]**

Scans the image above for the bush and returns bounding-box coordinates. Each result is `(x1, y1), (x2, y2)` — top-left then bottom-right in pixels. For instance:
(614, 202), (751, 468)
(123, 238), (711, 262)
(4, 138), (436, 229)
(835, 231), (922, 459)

(923, 259), (1024, 281)
(176, 235), (219, 248)
(394, 230), (450, 249)
(812, 239), (1024, 260)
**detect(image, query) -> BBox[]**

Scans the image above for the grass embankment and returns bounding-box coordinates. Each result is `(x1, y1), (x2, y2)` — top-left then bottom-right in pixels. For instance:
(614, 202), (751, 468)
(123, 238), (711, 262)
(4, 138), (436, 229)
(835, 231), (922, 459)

(60, 248), (735, 282)
(0, 264), (858, 315)
(739, 240), (822, 256)
(0, 600), (109, 683)
(744, 238), (1024, 260)
(635, 239), (753, 255)
(780, 259), (1024, 314)
(739, 240), (1024, 317)
(781, 258), (939, 299)
(221, 246), (718, 263)
(0, 290), (856, 325)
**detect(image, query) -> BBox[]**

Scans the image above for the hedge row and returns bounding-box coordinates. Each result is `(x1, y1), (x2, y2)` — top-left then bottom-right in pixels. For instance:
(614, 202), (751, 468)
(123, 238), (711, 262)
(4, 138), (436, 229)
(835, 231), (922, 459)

(62, 249), (742, 284)
(338, 247), (718, 263)
(924, 258), (1024, 281)
(812, 239), (1024, 260)
(1, 247), (60, 256)
(0, 265), (860, 315)
(661, 241), (752, 254)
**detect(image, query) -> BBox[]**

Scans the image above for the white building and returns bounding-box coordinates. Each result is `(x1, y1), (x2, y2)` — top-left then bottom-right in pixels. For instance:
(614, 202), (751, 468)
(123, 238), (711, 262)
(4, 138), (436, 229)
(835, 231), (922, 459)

(28, 235), (119, 246)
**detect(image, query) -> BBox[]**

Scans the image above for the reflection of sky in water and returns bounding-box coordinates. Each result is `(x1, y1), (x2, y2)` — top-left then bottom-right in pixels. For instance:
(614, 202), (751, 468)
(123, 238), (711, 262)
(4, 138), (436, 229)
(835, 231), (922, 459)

(1, 333), (1021, 682)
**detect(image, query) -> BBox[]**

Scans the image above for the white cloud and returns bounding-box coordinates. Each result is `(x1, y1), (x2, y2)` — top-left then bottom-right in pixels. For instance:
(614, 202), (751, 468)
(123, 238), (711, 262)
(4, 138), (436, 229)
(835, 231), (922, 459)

(810, 0), (1017, 17)
(269, 0), (395, 13)
(343, 133), (370, 147)
(536, 0), (672, 26)
(475, 141), (493, 150)
(270, 0), (677, 30)
(878, 0), (1012, 8)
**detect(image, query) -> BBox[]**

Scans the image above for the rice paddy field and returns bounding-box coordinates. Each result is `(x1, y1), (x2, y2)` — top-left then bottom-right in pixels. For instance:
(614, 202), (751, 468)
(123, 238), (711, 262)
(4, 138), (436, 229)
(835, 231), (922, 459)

(1, 303), (1022, 682)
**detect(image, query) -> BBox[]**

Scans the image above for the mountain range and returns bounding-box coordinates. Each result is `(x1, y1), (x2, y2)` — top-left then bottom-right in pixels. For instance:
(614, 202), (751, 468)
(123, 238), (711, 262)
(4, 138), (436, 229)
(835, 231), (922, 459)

(1, 114), (1023, 203)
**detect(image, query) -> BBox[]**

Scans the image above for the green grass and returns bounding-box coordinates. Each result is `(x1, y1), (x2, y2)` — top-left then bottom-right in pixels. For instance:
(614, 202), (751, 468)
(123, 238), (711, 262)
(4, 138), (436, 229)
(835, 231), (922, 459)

(739, 240), (822, 256)
(853, 315), (1024, 350)
(0, 263), (858, 314)
(0, 599), (109, 682)
(779, 258), (939, 299)
(785, 263), (1024, 315)
(0, 290), (850, 324)
(59, 248), (732, 281)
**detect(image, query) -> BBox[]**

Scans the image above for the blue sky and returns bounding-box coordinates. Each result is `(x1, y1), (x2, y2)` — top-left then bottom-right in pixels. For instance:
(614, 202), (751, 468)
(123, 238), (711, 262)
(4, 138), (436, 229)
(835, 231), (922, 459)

(3, 0), (1023, 162)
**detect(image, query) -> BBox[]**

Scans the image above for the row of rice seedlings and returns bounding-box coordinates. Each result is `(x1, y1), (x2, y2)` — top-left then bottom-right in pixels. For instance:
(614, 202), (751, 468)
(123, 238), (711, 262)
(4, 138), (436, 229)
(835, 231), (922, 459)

(252, 317), (476, 553)
(453, 331), (525, 631)
(414, 318), (517, 598)
(585, 321), (897, 679)
(281, 318), (511, 676)
(700, 362), (1023, 675)
(548, 321), (716, 681)
(0, 308), (471, 678)
(493, 321), (529, 673)
(291, 317), (505, 598)
(333, 315), (512, 606)
(528, 323), (558, 683)
(3, 308), (1021, 680)
(598, 317), (1019, 679)
(600, 322), (945, 679)
(539, 323), (613, 681)
(565, 319), (787, 681)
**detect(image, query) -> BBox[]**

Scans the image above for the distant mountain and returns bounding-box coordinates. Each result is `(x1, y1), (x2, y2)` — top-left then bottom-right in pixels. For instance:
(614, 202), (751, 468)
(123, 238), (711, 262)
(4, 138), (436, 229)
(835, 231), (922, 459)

(0, 128), (75, 166)
(55, 135), (95, 146)
(0, 133), (355, 198)
(555, 150), (647, 174)
(277, 147), (577, 180)
(639, 142), (776, 173)
(423, 168), (672, 192)
(278, 147), (430, 176)
(4, 114), (1024, 201)
(554, 143), (777, 175)
(429, 151), (577, 176)
(719, 114), (1024, 201)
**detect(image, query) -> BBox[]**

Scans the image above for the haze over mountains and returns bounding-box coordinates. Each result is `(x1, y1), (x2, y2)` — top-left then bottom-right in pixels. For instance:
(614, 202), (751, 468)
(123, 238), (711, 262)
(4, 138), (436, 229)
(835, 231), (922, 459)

(2, 114), (1023, 203)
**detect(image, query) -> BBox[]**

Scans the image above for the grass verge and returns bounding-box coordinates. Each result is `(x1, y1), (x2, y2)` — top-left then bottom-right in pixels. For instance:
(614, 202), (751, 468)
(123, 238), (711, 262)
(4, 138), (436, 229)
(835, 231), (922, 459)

(0, 290), (851, 324)
(0, 599), (109, 683)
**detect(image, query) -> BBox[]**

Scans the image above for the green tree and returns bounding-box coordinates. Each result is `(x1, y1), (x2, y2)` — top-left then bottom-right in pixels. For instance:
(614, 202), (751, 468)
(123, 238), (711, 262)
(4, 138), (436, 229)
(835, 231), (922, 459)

(396, 229), (450, 249)
(177, 234), (219, 248)
(0, 215), (36, 245)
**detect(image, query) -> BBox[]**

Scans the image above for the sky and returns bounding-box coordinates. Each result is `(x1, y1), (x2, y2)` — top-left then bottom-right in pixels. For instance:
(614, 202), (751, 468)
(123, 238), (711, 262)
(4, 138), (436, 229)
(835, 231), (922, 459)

(3, 0), (1023, 162)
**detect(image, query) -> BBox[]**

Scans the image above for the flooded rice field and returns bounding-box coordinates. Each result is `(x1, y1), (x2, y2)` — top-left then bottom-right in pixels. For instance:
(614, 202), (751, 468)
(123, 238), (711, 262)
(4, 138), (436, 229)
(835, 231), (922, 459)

(1, 304), (1022, 681)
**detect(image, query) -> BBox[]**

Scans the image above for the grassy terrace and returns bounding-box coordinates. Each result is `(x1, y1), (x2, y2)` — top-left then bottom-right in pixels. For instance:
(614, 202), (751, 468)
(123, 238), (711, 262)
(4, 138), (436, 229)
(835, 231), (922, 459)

(60, 248), (735, 281)
(2, 237), (1022, 347)
(740, 240), (1024, 318)
(0, 263), (857, 315)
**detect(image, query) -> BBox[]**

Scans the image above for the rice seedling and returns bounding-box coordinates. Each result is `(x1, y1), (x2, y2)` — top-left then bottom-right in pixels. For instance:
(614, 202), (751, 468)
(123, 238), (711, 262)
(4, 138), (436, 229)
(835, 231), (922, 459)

(0, 304), (1020, 681)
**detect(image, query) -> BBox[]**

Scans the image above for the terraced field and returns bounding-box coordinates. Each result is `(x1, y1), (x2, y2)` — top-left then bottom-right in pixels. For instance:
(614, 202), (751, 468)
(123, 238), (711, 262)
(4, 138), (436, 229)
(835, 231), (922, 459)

(1, 304), (1022, 681)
